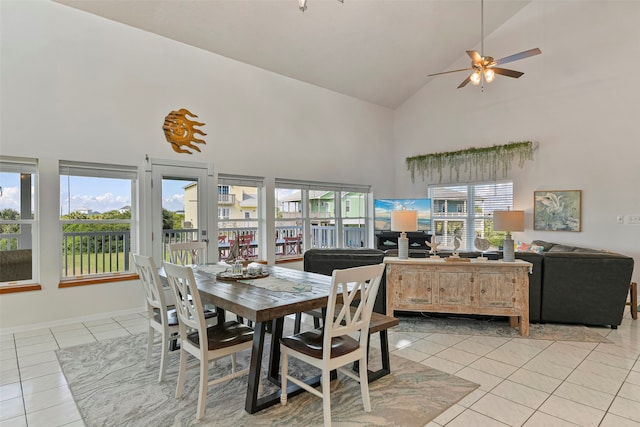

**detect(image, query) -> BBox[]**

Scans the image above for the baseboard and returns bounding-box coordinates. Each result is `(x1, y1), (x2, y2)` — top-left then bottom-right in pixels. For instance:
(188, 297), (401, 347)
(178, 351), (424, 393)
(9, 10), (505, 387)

(0, 305), (146, 335)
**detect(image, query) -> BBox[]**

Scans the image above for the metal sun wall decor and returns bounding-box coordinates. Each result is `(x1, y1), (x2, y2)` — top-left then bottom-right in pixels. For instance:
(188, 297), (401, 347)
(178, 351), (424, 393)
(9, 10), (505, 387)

(162, 108), (207, 154)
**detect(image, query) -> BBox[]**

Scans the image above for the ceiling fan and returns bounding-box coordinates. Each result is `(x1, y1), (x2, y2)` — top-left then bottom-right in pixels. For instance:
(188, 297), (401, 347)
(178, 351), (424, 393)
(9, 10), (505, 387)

(428, 0), (541, 89)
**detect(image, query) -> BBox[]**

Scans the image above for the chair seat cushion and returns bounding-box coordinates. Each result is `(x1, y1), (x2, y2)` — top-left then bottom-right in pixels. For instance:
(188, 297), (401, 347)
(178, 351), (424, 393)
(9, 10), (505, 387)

(155, 308), (217, 327)
(186, 320), (253, 350)
(281, 329), (359, 359)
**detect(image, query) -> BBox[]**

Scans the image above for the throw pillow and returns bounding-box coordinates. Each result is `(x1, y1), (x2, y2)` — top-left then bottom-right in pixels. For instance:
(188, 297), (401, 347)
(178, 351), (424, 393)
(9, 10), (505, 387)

(515, 241), (544, 254)
(528, 244), (544, 254)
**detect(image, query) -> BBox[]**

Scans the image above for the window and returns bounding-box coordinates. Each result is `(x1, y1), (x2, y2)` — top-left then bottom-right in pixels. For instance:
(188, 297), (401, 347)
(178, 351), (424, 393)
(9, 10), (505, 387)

(275, 179), (370, 258)
(0, 157), (37, 285)
(59, 161), (137, 279)
(217, 175), (263, 260)
(218, 208), (230, 219)
(428, 181), (513, 251)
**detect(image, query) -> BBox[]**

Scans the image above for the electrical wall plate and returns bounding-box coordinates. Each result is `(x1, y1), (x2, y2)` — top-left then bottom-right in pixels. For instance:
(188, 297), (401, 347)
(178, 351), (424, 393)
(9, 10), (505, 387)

(625, 214), (640, 225)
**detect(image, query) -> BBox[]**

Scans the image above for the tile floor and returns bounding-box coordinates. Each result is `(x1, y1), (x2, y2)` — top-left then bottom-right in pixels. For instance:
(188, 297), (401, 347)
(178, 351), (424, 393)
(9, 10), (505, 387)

(1, 310), (640, 426)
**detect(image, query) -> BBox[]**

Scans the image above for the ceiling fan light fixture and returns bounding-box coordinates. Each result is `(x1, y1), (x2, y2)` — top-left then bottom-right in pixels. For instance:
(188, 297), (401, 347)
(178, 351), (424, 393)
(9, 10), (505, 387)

(470, 70), (482, 85)
(484, 68), (495, 82)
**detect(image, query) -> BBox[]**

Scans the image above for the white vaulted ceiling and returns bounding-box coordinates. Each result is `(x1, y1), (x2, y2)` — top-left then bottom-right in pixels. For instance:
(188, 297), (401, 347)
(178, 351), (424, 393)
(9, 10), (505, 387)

(54, 0), (532, 109)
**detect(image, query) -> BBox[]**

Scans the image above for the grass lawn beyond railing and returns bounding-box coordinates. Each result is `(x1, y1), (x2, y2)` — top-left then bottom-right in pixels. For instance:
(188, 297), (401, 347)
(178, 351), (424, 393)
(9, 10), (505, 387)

(62, 252), (129, 277)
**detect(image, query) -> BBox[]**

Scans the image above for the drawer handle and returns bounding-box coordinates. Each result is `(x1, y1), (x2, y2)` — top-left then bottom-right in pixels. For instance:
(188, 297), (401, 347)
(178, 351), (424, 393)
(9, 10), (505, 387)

(470, 296), (474, 301)
(426, 288), (431, 292)
(481, 289), (486, 294)
(512, 278), (516, 283)
(470, 277), (474, 283)
(440, 288), (444, 292)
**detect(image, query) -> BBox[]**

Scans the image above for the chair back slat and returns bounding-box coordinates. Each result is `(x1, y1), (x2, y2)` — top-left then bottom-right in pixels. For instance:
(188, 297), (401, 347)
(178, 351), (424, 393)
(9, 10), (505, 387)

(323, 263), (385, 353)
(131, 254), (166, 312)
(169, 241), (207, 266)
(163, 261), (206, 338)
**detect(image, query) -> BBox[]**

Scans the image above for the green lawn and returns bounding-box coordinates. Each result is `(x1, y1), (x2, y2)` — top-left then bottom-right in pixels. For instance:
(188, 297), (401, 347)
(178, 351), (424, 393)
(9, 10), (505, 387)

(62, 252), (129, 276)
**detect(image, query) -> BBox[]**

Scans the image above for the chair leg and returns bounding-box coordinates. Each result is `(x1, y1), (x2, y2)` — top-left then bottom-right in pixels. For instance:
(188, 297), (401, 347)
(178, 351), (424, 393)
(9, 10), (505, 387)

(158, 332), (169, 383)
(322, 369), (332, 427)
(231, 353), (237, 372)
(175, 348), (187, 399)
(196, 357), (208, 420)
(145, 326), (154, 368)
(280, 347), (289, 406)
(358, 355), (371, 412)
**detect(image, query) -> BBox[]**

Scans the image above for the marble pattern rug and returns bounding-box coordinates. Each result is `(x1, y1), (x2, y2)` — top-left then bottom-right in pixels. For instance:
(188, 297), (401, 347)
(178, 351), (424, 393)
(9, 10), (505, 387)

(395, 314), (611, 343)
(57, 333), (479, 427)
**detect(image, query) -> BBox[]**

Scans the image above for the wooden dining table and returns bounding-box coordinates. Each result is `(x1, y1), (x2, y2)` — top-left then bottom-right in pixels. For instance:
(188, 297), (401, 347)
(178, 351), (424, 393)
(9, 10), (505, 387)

(159, 263), (339, 414)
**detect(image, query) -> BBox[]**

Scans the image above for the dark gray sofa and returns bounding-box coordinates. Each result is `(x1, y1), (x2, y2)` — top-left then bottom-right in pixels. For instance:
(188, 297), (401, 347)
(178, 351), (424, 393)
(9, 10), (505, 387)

(303, 248), (386, 314)
(530, 240), (634, 328)
(386, 240), (634, 328)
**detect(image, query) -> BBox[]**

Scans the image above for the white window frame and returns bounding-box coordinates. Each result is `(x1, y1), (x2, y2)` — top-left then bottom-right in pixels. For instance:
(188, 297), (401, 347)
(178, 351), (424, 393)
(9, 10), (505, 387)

(275, 179), (370, 253)
(428, 180), (513, 251)
(0, 157), (38, 285)
(217, 174), (264, 258)
(59, 161), (137, 279)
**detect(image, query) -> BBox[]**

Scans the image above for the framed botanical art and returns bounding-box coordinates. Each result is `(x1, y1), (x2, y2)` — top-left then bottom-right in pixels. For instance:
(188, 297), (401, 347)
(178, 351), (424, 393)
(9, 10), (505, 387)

(534, 190), (582, 231)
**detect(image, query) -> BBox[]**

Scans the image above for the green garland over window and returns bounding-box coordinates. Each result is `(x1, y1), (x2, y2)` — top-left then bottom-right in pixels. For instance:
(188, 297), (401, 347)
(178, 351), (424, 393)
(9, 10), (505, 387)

(406, 141), (534, 183)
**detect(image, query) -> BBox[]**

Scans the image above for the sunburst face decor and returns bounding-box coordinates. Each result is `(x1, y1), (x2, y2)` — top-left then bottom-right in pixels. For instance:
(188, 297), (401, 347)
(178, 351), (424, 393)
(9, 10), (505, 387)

(162, 108), (206, 154)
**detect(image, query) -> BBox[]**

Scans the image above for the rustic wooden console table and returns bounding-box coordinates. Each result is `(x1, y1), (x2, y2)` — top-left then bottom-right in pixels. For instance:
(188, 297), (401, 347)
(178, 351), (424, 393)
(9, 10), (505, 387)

(384, 257), (532, 336)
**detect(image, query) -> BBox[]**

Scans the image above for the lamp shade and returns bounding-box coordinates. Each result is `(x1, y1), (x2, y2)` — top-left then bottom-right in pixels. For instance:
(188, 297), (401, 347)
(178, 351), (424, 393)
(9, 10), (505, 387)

(390, 209), (418, 232)
(493, 210), (525, 232)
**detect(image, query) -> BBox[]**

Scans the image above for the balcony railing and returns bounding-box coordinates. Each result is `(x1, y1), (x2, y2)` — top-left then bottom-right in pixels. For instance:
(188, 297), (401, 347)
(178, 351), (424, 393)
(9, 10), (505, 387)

(62, 231), (131, 277)
(52, 225), (368, 277)
(218, 194), (236, 205)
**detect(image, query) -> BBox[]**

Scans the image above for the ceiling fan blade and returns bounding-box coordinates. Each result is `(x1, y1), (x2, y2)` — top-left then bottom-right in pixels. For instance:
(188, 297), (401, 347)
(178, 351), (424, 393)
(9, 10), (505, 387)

(495, 48), (542, 66)
(466, 50), (482, 64)
(428, 67), (473, 77)
(492, 67), (524, 78)
(457, 75), (472, 89)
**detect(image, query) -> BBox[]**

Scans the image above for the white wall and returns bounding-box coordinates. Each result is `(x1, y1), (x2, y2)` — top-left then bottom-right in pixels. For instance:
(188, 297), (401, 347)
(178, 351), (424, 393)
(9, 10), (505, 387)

(393, 1), (640, 283)
(0, 0), (393, 331)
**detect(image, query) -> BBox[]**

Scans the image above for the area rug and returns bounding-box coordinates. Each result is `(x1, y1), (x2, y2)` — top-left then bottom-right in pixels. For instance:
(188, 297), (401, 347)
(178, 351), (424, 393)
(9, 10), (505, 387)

(56, 333), (479, 427)
(395, 314), (611, 343)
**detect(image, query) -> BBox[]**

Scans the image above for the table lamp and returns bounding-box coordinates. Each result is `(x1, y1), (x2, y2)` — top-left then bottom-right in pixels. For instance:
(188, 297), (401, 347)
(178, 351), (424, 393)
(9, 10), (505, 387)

(391, 208), (418, 259)
(493, 210), (525, 262)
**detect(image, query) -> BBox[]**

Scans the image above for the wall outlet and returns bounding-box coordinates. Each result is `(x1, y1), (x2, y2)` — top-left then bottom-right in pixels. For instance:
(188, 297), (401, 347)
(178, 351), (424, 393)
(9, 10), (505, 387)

(626, 214), (640, 225)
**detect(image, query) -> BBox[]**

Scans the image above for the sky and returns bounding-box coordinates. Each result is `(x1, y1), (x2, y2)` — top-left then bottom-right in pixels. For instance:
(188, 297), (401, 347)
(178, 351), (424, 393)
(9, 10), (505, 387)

(0, 172), (189, 214)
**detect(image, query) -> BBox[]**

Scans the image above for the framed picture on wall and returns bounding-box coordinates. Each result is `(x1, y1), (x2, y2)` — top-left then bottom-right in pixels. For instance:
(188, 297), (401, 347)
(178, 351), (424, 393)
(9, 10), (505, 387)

(534, 190), (582, 231)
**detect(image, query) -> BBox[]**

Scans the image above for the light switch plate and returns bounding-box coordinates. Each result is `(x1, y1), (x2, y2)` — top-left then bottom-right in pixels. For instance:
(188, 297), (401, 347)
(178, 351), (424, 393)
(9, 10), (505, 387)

(625, 214), (640, 225)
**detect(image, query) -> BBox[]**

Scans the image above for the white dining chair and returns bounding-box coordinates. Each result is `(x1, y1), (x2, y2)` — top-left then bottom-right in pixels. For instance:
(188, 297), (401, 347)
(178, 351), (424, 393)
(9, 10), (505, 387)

(163, 261), (255, 421)
(279, 263), (385, 427)
(131, 253), (179, 382)
(169, 241), (207, 266)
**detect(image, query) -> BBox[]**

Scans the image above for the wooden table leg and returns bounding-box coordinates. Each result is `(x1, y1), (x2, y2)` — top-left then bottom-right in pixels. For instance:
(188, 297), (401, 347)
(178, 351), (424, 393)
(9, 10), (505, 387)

(245, 321), (267, 414)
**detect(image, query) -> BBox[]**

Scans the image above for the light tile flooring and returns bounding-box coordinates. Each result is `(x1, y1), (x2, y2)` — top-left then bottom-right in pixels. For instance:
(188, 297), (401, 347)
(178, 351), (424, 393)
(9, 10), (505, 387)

(2, 310), (640, 426)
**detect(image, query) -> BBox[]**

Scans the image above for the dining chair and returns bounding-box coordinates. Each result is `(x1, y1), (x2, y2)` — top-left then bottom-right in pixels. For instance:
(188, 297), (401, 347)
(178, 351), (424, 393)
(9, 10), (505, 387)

(163, 261), (255, 421)
(131, 253), (179, 382)
(169, 241), (207, 266)
(237, 234), (256, 259)
(280, 263), (385, 427)
(284, 235), (301, 255)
